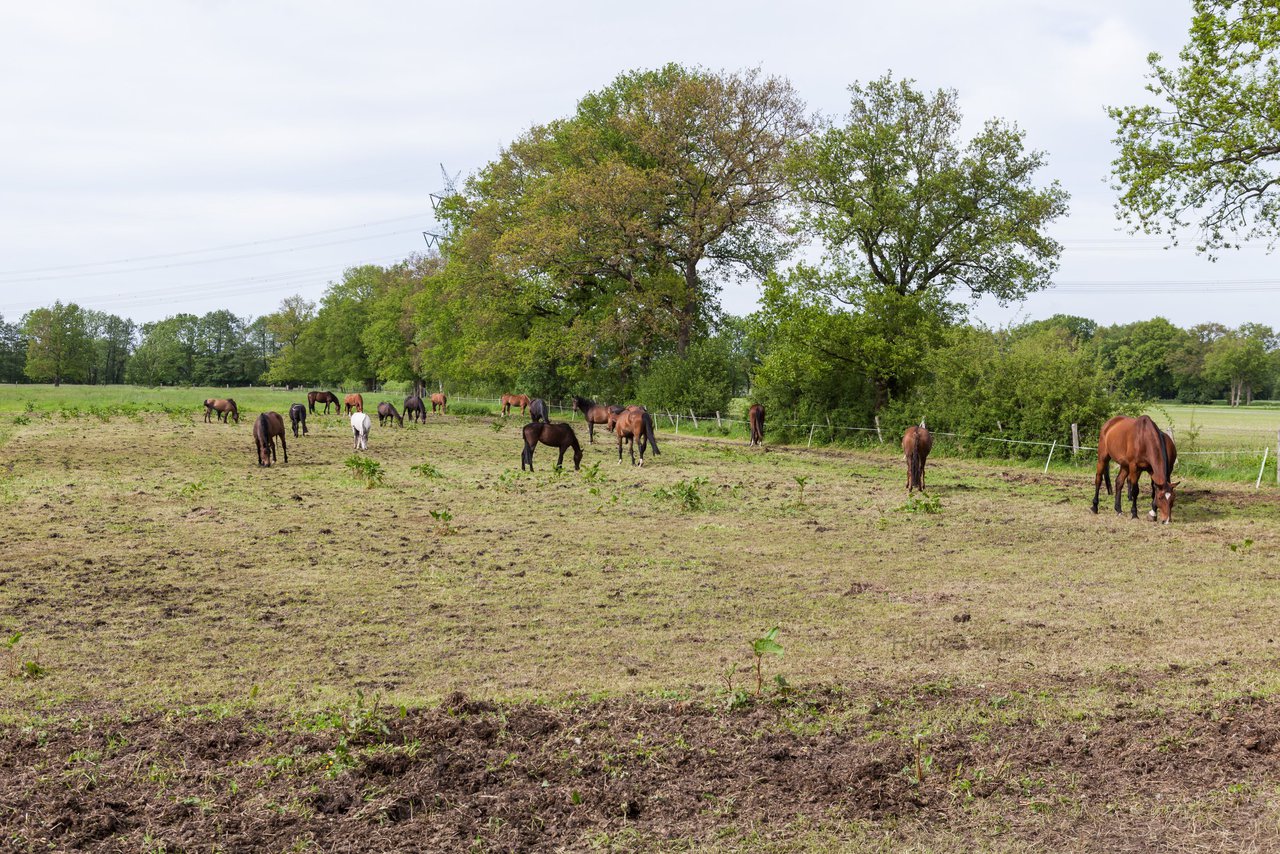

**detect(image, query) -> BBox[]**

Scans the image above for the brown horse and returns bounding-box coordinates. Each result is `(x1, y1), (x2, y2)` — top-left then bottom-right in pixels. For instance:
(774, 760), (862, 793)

(288, 403), (308, 437)
(203, 398), (239, 424)
(748, 404), (765, 446)
(308, 390), (340, 414)
(377, 401), (403, 427)
(1093, 415), (1178, 523)
(614, 406), (659, 466)
(573, 395), (622, 443)
(502, 394), (530, 417)
(606, 404), (641, 432)
(252, 412), (288, 467)
(902, 424), (933, 492)
(430, 392), (447, 413)
(403, 395), (427, 423)
(344, 393), (364, 414)
(521, 422), (583, 471)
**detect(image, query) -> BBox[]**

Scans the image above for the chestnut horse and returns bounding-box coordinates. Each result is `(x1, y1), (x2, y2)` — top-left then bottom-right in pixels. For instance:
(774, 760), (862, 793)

(572, 395), (622, 444)
(614, 406), (659, 466)
(502, 394), (530, 417)
(288, 403), (308, 437)
(252, 412), (287, 467)
(308, 390), (340, 415)
(529, 398), (550, 424)
(430, 392), (447, 414)
(344, 393), (364, 414)
(377, 401), (403, 427)
(902, 424), (933, 493)
(403, 395), (427, 423)
(748, 404), (765, 446)
(606, 404), (641, 432)
(1093, 415), (1178, 523)
(204, 398), (239, 424)
(521, 422), (583, 471)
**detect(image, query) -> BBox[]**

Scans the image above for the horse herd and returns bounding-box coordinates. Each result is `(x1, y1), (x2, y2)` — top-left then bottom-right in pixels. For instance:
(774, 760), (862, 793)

(205, 394), (1179, 523)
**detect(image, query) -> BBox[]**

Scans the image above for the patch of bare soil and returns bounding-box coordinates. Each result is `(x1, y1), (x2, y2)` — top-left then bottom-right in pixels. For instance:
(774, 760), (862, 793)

(4, 690), (1280, 851)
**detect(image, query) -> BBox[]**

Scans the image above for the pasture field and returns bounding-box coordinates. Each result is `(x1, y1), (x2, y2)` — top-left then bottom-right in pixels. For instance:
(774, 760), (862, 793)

(3, 387), (1280, 850)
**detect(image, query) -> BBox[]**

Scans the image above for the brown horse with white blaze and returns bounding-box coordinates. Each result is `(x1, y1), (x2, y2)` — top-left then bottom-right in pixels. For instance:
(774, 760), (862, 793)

(902, 424), (932, 492)
(1093, 415), (1178, 523)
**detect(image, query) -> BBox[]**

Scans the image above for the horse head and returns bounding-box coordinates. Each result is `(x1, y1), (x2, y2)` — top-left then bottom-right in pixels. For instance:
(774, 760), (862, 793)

(1150, 481), (1179, 524)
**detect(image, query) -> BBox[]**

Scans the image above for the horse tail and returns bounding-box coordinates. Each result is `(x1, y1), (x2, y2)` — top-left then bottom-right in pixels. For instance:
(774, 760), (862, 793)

(758, 408), (764, 440)
(907, 441), (920, 490)
(644, 411), (659, 455)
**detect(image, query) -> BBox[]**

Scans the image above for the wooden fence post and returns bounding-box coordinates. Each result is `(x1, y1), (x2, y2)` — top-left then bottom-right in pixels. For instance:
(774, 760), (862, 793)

(1256, 447), (1269, 490)
(1044, 440), (1056, 474)
(675, 415), (680, 435)
(807, 424), (816, 448)
(715, 411), (721, 428)
(1071, 423), (1080, 457)
(689, 408), (698, 429)
(874, 415), (883, 443)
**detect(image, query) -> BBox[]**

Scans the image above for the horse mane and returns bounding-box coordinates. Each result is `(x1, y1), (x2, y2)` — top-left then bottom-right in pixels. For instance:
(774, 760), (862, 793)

(573, 395), (596, 411)
(1153, 419), (1171, 487)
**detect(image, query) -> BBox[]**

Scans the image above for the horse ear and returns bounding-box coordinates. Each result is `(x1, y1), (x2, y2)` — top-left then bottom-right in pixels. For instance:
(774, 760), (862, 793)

(1172, 480), (1181, 488)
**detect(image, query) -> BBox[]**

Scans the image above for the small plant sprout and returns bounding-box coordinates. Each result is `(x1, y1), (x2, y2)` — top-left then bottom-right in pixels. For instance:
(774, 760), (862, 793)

(410, 461), (443, 479)
(793, 475), (809, 506)
(344, 455), (384, 488)
(429, 508), (456, 535)
(751, 626), (784, 696)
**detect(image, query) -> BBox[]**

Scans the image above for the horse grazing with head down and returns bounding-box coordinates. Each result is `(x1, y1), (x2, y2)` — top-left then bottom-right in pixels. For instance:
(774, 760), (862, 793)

(344, 393), (364, 414)
(1093, 415), (1179, 523)
(403, 395), (427, 423)
(502, 394), (530, 417)
(288, 403), (308, 437)
(252, 412), (288, 467)
(204, 398), (239, 424)
(308, 390), (340, 415)
(529, 398), (549, 424)
(614, 406), (659, 466)
(748, 404), (765, 446)
(351, 411), (372, 451)
(521, 422), (583, 471)
(430, 393), (447, 414)
(377, 402), (403, 427)
(902, 424), (933, 493)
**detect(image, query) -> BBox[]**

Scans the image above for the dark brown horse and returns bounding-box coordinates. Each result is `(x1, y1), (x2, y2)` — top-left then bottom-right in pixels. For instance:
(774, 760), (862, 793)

(502, 394), (530, 416)
(403, 395), (427, 423)
(902, 424), (933, 493)
(344, 393), (364, 414)
(430, 392), (447, 414)
(614, 406), (659, 466)
(748, 404), (765, 446)
(288, 403), (308, 437)
(1093, 415), (1178, 523)
(308, 390), (340, 414)
(529, 398), (550, 423)
(572, 395), (621, 443)
(521, 422), (583, 471)
(203, 398), (239, 424)
(377, 401), (403, 427)
(252, 412), (288, 467)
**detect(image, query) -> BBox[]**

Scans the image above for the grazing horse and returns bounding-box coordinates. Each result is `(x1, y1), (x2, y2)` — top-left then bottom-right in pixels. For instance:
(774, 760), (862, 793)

(1093, 415), (1179, 523)
(614, 406), (659, 466)
(203, 398), (239, 424)
(252, 412), (287, 467)
(529, 398), (549, 424)
(288, 403), (308, 438)
(344, 393), (364, 414)
(521, 422), (583, 471)
(748, 404), (765, 446)
(501, 394), (531, 417)
(430, 392), (447, 414)
(902, 424), (933, 493)
(377, 402), (403, 427)
(308, 390), (340, 415)
(403, 395), (428, 423)
(572, 395), (622, 444)
(351, 411), (372, 451)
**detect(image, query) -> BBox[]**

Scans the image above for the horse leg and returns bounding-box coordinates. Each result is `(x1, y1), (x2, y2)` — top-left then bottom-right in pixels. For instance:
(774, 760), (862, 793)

(1113, 467), (1126, 514)
(1127, 467), (1141, 519)
(638, 432), (647, 466)
(281, 433), (287, 463)
(557, 446), (567, 469)
(590, 422), (596, 444)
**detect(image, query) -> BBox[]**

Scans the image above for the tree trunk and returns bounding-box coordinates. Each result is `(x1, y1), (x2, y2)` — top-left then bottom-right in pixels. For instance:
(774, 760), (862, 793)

(677, 261), (699, 356)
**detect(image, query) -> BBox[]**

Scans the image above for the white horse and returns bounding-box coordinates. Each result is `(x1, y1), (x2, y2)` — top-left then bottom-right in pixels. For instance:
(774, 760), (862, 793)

(351, 411), (371, 451)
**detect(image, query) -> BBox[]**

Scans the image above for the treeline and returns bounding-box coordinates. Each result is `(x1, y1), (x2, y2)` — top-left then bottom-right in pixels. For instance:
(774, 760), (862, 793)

(9, 64), (1279, 444)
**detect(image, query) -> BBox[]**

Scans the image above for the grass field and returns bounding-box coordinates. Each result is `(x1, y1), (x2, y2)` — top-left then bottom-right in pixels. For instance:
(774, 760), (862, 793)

(4, 387), (1280, 849)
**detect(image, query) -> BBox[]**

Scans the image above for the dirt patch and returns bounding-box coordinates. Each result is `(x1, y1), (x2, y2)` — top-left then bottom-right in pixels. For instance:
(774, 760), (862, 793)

(4, 690), (1280, 851)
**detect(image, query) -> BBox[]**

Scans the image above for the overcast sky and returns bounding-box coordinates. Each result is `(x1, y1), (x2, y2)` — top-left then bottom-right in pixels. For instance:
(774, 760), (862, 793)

(0, 1), (1271, 330)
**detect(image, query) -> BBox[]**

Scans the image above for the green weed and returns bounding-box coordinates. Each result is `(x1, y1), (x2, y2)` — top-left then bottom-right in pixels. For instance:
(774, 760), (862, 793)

(344, 455), (384, 488)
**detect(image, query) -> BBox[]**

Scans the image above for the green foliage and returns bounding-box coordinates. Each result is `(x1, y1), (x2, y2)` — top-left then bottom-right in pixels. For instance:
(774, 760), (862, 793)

(4, 632), (46, 680)
(447, 403), (496, 416)
(344, 455), (384, 488)
(410, 462), (443, 479)
(22, 301), (93, 386)
(750, 626), (784, 695)
(652, 477), (708, 511)
(634, 338), (736, 414)
(898, 493), (943, 514)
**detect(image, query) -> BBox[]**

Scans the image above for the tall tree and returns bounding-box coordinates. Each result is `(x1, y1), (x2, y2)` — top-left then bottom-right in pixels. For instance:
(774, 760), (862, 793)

(1110, 0), (1280, 253)
(22, 302), (93, 386)
(0, 314), (28, 383)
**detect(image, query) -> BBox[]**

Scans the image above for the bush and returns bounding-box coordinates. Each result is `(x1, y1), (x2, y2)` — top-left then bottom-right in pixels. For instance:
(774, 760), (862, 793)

(635, 339), (736, 415)
(447, 403), (497, 416)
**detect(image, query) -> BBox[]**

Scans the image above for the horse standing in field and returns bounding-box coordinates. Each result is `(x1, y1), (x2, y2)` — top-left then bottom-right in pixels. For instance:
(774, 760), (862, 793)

(344, 393), (364, 414)
(614, 406), (659, 466)
(403, 396), (427, 423)
(351, 411), (372, 451)
(288, 403), (308, 437)
(572, 395), (622, 444)
(1093, 415), (1178, 523)
(430, 393), (447, 414)
(748, 404), (765, 446)
(606, 404), (641, 433)
(377, 402), (403, 427)
(902, 424), (933, 493)
(252, 412), (288, 467)
(204, 398), (239, 424)
(521, 422), (583, 471)
(308, 390), (340, 415)
(502, 394), (530, 417)
(529, 398), (549, 424)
